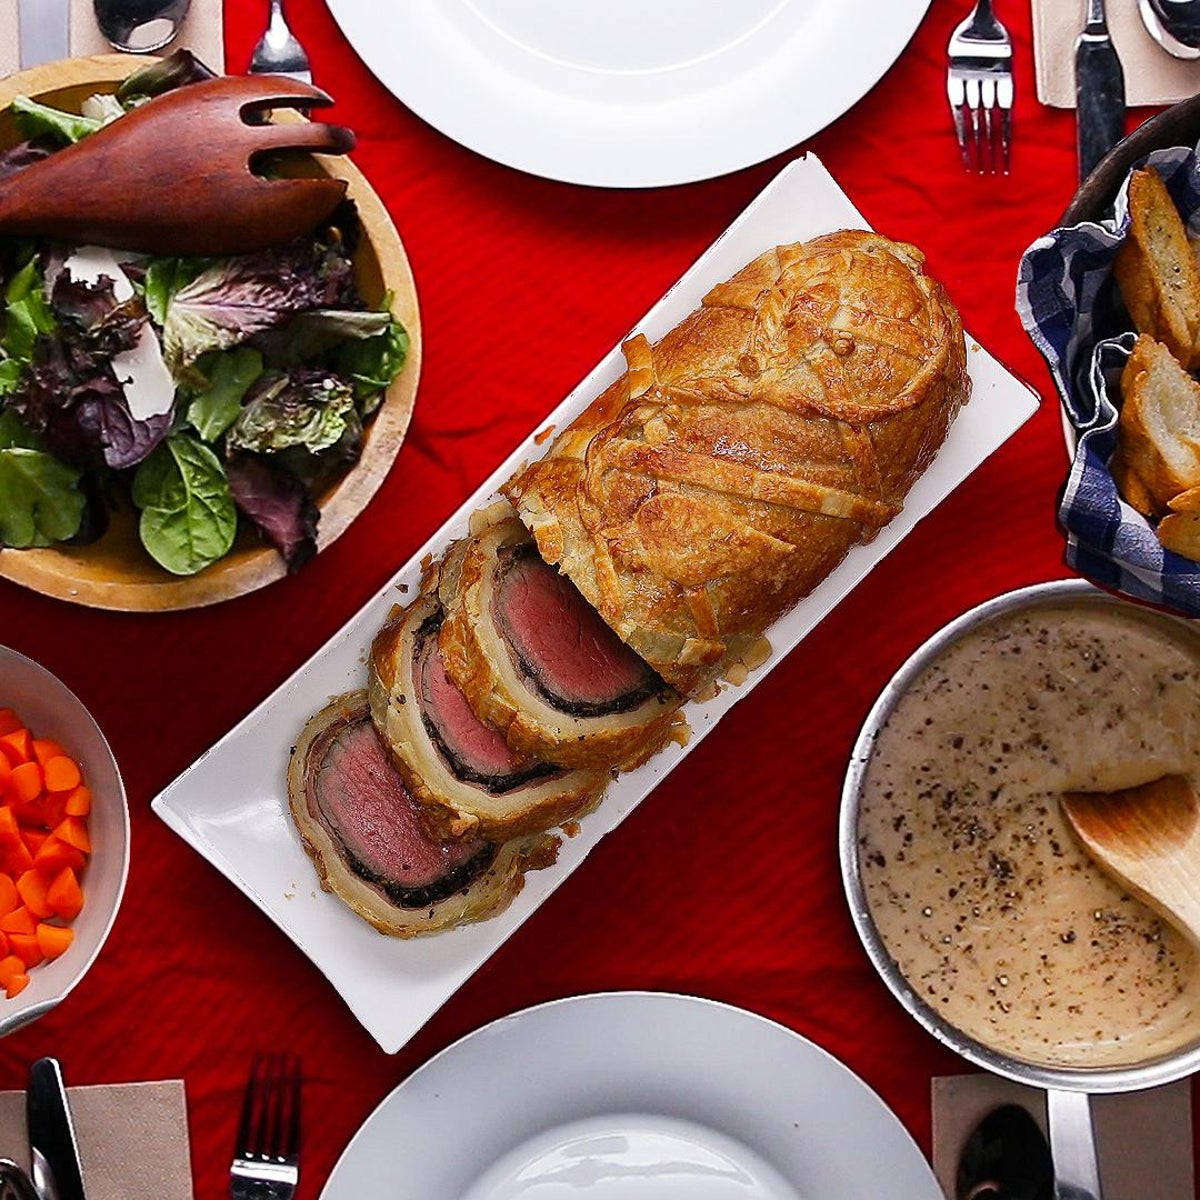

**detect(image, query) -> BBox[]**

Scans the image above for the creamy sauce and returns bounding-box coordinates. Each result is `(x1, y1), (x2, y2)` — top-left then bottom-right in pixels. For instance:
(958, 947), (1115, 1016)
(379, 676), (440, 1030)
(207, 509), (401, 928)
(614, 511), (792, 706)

(859, 601), (1200, 1068)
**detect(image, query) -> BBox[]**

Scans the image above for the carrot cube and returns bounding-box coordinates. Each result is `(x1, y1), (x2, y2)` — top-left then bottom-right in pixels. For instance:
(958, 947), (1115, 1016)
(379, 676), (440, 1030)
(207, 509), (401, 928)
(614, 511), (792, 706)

(4, 841), (33, 877)
(0, 907), (35, 936)
(7, 762), (41, 806)
(0, 954), (23, 987)
(46, 869), (82, 922)
(31, 740), (64, 768)
(42, 757), (80, 794)
(63, 787), (91, 818)
(0, 876), (19, 919)
(16, 871), (50, 919)
(35, 924), (72, 960)
(0, 730), (31, 766)
(5, 973), (29, 999)
(9, 933), (42, 968)
(0, 711), (21, 737)
(52, 818), (90, 855)
(0, 809), (20, 852)
(32, 837), (84, 877)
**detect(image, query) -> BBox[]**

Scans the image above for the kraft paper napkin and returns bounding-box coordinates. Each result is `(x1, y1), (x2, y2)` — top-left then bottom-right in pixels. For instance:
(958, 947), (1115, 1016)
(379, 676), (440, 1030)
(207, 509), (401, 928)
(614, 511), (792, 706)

(1034, 0), (1200, 109)
(932, 1074), (1193, 1200)
(0, 1080), (193, 1200)
(0, 0), (225, 81)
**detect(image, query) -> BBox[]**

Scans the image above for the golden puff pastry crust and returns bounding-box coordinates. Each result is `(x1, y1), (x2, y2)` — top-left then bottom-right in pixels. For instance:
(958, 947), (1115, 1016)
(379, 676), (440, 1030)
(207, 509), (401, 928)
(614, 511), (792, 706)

(504, 230), (970, 695)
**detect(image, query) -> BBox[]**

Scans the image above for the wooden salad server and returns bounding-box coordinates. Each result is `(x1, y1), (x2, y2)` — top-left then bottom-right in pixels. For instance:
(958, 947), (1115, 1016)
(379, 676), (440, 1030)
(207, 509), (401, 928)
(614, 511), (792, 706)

(0, 75), (354, 255)
(1062, 774), (1200, 945)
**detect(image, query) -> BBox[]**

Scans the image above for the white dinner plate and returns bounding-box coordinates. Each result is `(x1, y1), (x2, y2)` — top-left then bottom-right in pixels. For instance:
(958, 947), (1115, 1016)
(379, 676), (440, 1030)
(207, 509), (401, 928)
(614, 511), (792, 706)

(321, 992), (942, 1199)
(325, 0), (933, 187)
(152, 155), (1039, 1054)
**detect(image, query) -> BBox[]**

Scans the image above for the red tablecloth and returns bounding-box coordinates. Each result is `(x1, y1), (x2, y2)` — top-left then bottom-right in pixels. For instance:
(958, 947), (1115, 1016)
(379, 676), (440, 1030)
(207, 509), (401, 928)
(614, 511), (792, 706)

(2, 1), (1190, 1194)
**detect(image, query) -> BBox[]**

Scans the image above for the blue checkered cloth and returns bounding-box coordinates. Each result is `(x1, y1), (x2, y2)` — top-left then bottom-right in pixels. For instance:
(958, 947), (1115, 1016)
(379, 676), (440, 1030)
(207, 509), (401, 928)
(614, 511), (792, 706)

(1016, 144), (1200, 614)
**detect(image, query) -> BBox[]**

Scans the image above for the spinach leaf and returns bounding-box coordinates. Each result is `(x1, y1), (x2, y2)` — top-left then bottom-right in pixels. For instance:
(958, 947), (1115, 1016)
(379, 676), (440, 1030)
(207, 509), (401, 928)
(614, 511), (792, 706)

(186, 347), (263, 441)
(0, 409), (84, 547)
(2, 259), (55, 363)
(132, 435), (236, 575)
(10, 96), (101, 146)
(333, 310), (408, 409)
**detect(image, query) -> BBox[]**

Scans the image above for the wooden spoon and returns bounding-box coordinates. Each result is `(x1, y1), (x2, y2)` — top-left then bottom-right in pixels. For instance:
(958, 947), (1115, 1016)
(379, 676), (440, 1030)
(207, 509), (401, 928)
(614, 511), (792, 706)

(1061, 774), (1200, 942)
(0, 74), (354, 255)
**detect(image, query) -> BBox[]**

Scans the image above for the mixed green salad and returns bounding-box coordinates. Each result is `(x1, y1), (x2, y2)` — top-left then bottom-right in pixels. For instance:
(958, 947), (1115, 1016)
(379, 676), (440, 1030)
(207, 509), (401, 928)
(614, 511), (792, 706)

(0, 53), (407, 575)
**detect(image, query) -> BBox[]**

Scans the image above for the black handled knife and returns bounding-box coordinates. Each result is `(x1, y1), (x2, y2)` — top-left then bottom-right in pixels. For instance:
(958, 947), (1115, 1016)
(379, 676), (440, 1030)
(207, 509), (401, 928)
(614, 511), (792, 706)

(27, 1058), (86, 1200)
(1076, 0), (1126, 183)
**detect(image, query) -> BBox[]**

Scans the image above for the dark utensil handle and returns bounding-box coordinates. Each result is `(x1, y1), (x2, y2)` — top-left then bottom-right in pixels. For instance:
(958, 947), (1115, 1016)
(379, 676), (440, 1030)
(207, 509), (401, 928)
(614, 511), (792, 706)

(1076, 35), (1126, 183)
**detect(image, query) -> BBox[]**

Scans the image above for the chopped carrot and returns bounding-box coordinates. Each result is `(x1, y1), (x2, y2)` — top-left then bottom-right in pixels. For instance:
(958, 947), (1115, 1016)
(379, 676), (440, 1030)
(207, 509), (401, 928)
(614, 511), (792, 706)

(5, 973), (29, 998)
(42, 757), (80, 794)
(46, 869), (82, 922)
(0, 730), (31, 766)
(35, 924), (71, 960)
(63, 786), (91, 818)
(31, 740), (64, 768)
(52, 818), (90, 856)
(16, 871), (50, 919)
(22, 829), (46, 854)
(0, 954), (23, 987)
(0, 907), (35, 936)
(0, 757), (10, 789)
(4, 841), (32, 877)
(9, 933), (42, 969)
(0, 809), (20, 852)
(0, 711), (21, 737)
(0, 932), (10, 960)
(7, 762), (41, 806)
(0, 876), (18, 919)
(32, 837), (83, 877)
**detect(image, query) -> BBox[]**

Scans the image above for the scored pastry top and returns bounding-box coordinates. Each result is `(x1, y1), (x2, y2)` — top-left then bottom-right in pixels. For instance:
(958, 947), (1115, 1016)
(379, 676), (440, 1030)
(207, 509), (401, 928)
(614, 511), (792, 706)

(504, 229), (970, 695)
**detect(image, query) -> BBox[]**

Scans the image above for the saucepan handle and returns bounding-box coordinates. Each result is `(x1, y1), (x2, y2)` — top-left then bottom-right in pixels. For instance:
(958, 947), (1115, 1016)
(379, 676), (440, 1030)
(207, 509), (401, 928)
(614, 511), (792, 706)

(1046, 1088), (1104, 1200)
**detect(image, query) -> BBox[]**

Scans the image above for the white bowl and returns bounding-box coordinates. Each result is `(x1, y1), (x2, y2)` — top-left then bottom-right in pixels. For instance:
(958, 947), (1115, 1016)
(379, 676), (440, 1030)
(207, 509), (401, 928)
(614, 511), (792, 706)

(0, 646), (129, 1036)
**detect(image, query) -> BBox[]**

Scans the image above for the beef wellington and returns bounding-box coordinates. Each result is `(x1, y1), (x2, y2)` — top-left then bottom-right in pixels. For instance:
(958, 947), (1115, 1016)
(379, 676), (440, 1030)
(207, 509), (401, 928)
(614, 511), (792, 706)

(287, 692), (558, 937)
(369, 589), (607, 839)
(438, 518), (681, 770)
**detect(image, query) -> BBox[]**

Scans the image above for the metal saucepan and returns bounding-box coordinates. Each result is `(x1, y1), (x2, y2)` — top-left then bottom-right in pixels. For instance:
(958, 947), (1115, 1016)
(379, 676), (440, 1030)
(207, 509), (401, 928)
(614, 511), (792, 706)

(840, 579), (1200, 1200)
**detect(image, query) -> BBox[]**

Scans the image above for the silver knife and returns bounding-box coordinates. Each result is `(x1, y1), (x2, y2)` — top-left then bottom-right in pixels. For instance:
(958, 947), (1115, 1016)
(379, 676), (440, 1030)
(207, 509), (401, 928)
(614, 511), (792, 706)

(1075, 0), (1126, 183)
(27, 1059), (86, 1200)
(18, 0), (70, 69)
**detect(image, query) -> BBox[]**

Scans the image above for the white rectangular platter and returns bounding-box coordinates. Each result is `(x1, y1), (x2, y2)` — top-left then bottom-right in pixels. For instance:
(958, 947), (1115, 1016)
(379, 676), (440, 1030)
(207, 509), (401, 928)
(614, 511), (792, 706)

(153, 155), (1039, 1053)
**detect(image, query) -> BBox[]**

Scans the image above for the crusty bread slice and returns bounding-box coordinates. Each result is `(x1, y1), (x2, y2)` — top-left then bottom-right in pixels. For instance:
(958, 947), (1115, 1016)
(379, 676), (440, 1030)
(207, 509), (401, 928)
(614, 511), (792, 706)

(1115, 169), (1200, 368)
(1119, 335), (1200, 509)
(1158, 486), (1200, 561)
(1110, 444), (1162, 518)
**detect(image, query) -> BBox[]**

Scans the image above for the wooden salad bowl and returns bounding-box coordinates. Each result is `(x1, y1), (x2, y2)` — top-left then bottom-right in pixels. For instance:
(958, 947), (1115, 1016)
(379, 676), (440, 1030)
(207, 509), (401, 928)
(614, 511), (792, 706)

(0, 55), (422, 611)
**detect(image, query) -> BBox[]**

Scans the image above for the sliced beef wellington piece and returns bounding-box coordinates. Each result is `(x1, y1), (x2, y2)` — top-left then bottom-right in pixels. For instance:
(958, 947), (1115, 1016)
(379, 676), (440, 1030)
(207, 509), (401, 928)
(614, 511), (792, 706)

(369, 590), (607, 839)
(438, 519), (681, 770)
(287, 691), (559, 938)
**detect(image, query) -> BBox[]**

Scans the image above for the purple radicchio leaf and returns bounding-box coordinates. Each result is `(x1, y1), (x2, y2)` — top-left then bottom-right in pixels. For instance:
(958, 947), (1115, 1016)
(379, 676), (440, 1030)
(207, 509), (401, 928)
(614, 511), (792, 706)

(226, 452), (319, 572)
(8, 279), (166, 469)
(74, 388), (172, 469)
(161, 234), (359, 369)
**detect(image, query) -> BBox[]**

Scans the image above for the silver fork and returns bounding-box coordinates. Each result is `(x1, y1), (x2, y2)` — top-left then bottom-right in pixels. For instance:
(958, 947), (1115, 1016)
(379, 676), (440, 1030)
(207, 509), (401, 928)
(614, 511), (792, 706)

(230, 1054), (302, 1200)
(250, 0), (313, 84)
(947, 0), (1014, 174)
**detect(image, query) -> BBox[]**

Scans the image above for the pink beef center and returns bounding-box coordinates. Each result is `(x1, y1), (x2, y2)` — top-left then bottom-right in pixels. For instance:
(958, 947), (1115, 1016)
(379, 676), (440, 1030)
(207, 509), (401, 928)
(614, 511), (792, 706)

(417, 631), (529, 777)
(312, 718), (482, 886)
(497, 550), (651, 705)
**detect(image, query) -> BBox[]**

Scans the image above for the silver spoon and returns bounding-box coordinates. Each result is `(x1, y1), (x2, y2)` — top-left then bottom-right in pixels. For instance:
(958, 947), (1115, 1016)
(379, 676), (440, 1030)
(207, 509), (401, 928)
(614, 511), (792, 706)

(93, 0), (190, 53)
(250, 0), (313, 84)
(1140, 0), (1200, 59)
